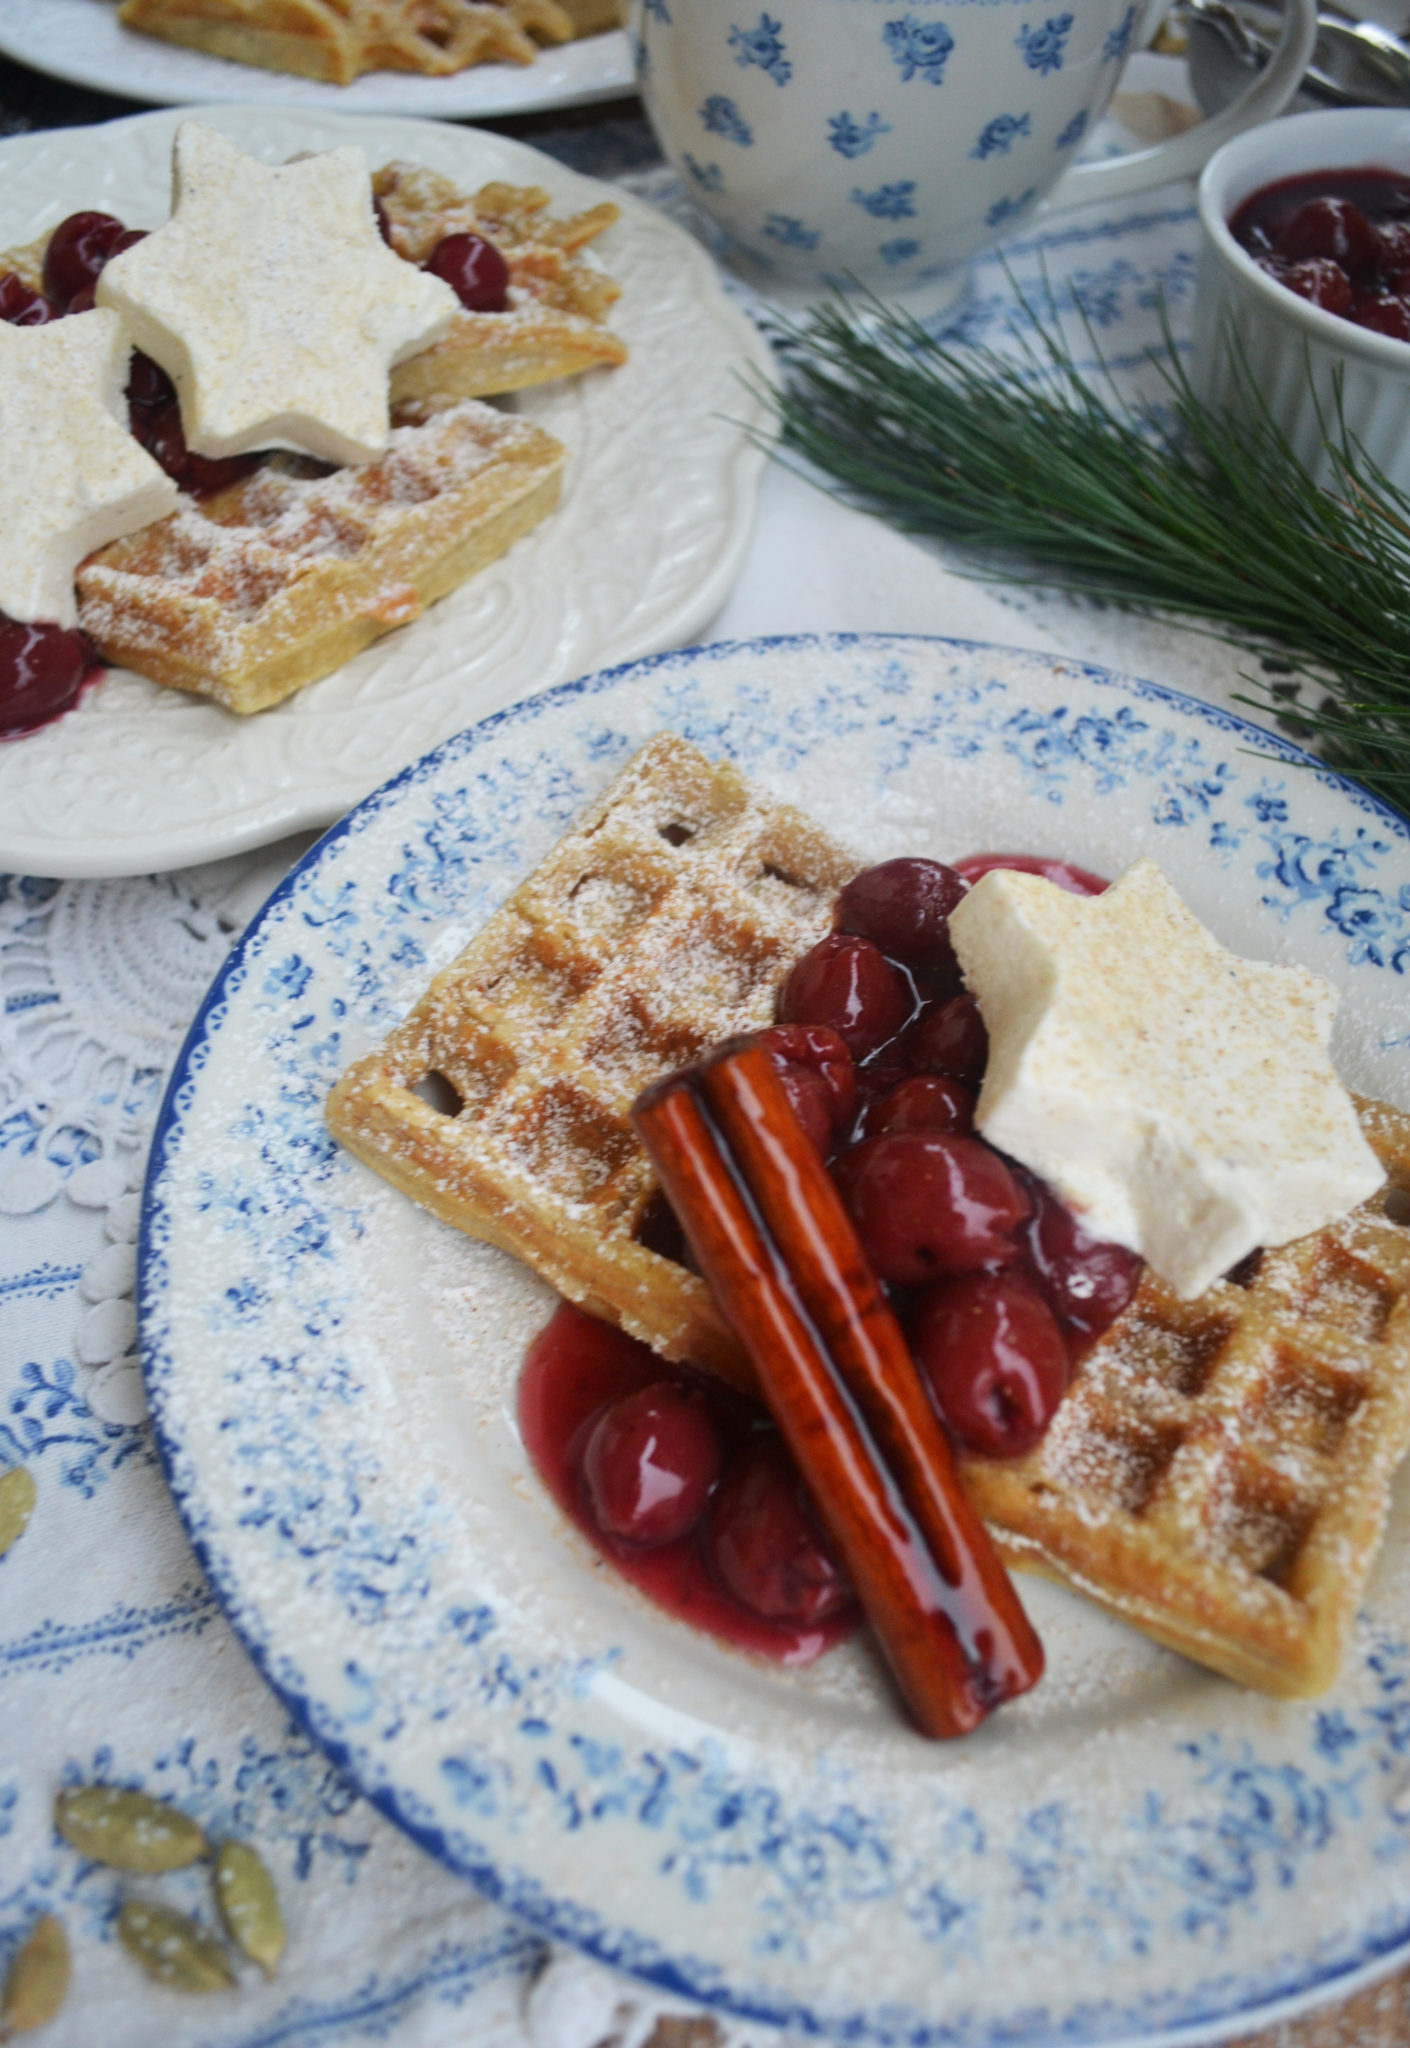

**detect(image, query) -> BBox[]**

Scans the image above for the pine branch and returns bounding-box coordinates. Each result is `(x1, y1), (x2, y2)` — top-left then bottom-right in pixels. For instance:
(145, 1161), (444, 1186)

(764, 292), (1410, 813)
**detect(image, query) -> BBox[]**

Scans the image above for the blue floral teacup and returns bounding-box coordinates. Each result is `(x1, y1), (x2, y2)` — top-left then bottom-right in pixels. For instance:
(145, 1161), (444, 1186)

(633, 0), (1316, 317)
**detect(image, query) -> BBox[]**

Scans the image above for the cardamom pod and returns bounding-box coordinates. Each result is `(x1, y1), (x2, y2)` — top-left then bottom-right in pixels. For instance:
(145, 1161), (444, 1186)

(1, 1914), (68, 2034)
(0, 1465), (35, 1560)
(213, 1840), (284, 1977)
(116, 1902), (234, 1994)
(54, 1786), (207, 1872)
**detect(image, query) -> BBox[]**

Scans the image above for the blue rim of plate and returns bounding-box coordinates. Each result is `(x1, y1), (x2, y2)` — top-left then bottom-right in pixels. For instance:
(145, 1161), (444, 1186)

(138, 633), (1410, 2048)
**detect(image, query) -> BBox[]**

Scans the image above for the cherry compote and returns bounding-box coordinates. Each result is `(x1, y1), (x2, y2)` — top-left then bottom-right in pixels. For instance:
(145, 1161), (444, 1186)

(519, 848), (1142, 1643)
(520, 1301), (857, 1661)
(1229, 167), (1410, 340)
(0, 616), (101, 736)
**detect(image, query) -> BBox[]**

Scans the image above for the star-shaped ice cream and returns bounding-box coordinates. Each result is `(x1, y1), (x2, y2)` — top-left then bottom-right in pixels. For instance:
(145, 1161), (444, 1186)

(949, 856), (1384, 1299)
(96, 122), (459, 467)
(0, 311), (177, 629)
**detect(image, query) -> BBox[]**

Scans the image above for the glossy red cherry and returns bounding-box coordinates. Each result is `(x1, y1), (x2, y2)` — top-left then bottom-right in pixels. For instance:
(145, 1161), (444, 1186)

(778, 931), (912, 1059)
(706, 1435), (853, 1624)
(426, 231), (511, 313)
(1378, 219), (1410, 270)
(1274, 196), (1380, 279)
(135, 400), (261, 496)
(42, 211), (130, 310)
(952, 852), (1108, 897)
(1351, 292), (1410, 341)
(910, 1269), (1068, 1458)
(836, 858), (968, 979)
(900, 992), (988, 1085)
(126, 349), (176, 423)
(833, 1130), (1028, 1285)
(582, 1381), (722, 1547)
(1015, 1168), (1142, 1345)
(0, 616), (96, 734)
(861, 1073), (974, 1138)
(0, 273), (54, 325)
(1274, 257), (1353, 315)
(753, 1023), (857, 1153)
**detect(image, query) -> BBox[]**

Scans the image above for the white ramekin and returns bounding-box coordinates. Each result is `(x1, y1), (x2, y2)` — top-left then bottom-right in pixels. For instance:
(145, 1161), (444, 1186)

(1193, 107), (1410, 491)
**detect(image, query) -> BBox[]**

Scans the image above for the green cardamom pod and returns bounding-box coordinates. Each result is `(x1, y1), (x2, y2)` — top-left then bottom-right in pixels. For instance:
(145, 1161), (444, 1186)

(1, 1914), (68, 2034)
(54, 1786), (207, 1873)
(213, 1840), (284, 1978)
(117, 1901), (234, 1994)
(0, 1465), (35, 1560)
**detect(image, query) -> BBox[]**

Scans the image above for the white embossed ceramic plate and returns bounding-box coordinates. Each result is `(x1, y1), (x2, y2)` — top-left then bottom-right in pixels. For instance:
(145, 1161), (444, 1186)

(0, 0), (633, 115)
(141, 636), (1410, 2047)
(0, 106), (767, 880)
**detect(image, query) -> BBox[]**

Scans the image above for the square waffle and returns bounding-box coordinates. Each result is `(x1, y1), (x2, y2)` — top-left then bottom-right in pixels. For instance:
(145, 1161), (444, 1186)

(374, 166), (628, 404)
(962, 1098), (1410, 1696)
(75, 401), (563, 715)
(325, 734), (858, 1385)
(326, 737), (1410, 1696)
(116, 0), (586, 84)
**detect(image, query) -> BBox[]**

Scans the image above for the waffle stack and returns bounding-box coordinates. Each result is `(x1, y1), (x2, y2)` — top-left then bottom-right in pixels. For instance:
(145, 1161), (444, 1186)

(325, 736), (1410, 1695)
(115, 0), (616, 85)
(1, 169), (623, 711)
(326, 734), (857, 1385)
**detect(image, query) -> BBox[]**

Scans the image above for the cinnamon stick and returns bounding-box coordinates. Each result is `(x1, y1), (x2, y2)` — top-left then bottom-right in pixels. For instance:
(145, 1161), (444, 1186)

(633, 1046), (1044, 1738)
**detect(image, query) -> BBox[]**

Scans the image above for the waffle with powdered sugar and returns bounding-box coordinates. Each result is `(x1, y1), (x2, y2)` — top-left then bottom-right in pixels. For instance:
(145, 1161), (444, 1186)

(2, 171), (624, 712)
(115, 0), (602, 84)
(326, 733), (857, 1388)
(326, 735), (1410, 1695)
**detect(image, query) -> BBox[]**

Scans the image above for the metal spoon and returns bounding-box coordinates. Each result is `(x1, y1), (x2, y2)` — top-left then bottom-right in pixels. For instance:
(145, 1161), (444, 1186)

(1184, 0), (1410, 112)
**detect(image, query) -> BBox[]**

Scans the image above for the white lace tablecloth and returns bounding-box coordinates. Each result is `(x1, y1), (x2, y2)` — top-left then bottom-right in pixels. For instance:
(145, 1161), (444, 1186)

(0, 96), (1309, 2048)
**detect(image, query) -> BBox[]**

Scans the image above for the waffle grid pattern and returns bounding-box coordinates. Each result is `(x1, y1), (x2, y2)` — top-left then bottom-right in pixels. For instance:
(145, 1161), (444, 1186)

(326, 734), (857, 1384)
(963, 1101), (1410, 1694)
(76, 403), (564, 714)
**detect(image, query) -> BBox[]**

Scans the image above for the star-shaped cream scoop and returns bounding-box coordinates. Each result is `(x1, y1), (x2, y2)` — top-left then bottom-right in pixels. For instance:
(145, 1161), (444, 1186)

(96, 121), (458, 467)
(949, 856), (1384, 1298)
(0, 311), (177, 629)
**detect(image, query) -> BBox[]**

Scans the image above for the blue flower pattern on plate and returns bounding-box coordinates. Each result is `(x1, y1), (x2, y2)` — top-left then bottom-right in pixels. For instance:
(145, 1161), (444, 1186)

(882, 16), (955, 84)
(643, 0), (670, 20)
(972, 113), (1032, 159)
(879, 238), (921, 265)
(1055, 106), (1088, 148)
(729, 12), (791, 84)
(1017, 13), (1074, 72)
(828, 110), (892, 158)
(852, 180), (917, 220)
(699, 93), (753, 144)
(763, 212), (820, 249)
(137, 635), (1410, 2048)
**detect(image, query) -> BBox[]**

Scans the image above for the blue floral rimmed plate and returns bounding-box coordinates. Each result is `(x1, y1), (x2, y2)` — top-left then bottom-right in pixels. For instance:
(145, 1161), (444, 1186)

(139, 635), (1410, 2048)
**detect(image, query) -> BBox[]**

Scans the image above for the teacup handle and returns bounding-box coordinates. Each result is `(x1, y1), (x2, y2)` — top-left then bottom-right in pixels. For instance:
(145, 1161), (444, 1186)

(1038, 0), (1317, 213)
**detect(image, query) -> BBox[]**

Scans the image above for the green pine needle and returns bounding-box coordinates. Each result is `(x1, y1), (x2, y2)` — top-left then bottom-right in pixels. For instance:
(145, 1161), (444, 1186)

(764, 290), (1410, 813)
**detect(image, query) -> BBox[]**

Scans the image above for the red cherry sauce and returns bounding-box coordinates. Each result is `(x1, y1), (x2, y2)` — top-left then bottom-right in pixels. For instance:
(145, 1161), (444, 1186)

(0, 617), (103, 737)
(1229, 167), (1410, 337)
(519, 1302), (858, 1664)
